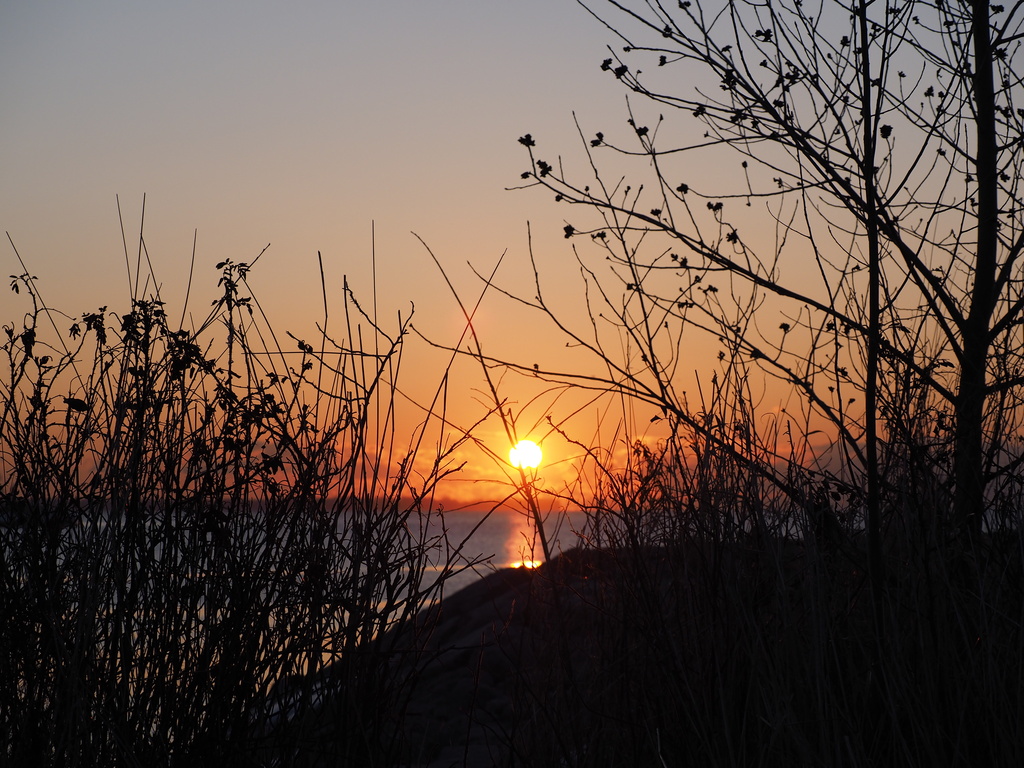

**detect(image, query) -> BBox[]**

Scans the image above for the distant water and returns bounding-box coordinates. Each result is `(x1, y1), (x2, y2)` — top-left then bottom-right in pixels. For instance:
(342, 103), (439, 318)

(427, 509), (589, 595)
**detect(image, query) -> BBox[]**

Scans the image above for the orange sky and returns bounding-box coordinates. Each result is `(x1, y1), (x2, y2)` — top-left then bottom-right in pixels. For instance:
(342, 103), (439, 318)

(1, 2), (834, 509)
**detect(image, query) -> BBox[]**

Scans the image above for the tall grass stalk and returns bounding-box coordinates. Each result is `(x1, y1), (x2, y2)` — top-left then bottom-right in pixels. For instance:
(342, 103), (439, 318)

(0, 229), (472, 767)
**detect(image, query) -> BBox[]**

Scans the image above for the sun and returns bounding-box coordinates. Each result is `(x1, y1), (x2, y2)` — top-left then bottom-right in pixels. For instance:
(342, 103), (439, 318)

(509, 439), (543, 470)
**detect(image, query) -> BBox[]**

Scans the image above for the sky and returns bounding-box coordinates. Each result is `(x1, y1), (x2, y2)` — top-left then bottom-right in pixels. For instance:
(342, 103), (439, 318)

(2, 1), (616, 313)
(1, 0), (728, 508)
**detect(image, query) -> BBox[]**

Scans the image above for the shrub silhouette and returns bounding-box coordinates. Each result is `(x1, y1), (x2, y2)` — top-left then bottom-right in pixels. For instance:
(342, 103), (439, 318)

(0, 240), (472, 767)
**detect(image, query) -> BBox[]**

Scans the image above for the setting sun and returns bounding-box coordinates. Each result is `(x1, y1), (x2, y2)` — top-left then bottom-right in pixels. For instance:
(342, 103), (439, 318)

(508, 440), (543, 470)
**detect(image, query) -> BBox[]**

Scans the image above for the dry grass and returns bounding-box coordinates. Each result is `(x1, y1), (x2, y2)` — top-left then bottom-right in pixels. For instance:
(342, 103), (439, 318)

(0, 246), (474, 767)
(3, 225), (1023, 768)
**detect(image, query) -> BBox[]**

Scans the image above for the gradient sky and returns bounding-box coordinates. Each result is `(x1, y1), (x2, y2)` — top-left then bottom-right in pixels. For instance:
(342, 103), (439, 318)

(2, 1), (729, 506)
(3, 1), (618, 312)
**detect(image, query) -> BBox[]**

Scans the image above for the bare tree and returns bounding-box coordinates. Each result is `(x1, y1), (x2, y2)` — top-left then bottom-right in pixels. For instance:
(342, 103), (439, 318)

(515, 0), (1024, 560)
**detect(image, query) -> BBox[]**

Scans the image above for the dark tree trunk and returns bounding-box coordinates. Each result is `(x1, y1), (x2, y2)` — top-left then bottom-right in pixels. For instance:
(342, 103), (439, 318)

(955, 0), (999, 540)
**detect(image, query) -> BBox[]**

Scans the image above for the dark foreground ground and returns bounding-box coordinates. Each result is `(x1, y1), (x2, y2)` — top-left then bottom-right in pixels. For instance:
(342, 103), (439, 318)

(283, 549), (629, 768)
(281, 538), (1024, 768)
(400, 564), (539, 768)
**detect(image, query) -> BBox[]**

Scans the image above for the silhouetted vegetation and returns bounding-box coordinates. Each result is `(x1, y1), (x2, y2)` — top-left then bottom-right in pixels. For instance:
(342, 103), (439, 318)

(0, 233), (476, 767)
(5, 0), (1024, 765)
(479, 0), (1024, 764)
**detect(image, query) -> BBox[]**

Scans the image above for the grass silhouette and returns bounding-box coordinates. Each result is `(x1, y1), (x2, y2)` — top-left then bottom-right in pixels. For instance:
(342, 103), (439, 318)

(1, 229), (478, 766)
(2, 221), (1023, 767)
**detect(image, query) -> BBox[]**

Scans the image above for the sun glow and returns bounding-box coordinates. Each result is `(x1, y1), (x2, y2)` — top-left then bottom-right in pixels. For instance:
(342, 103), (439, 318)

(508, 439), (543, 470)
